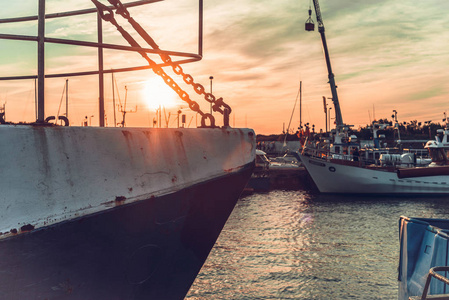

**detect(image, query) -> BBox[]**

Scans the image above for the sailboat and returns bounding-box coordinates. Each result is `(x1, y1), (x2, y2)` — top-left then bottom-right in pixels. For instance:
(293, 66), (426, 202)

(0, 1), (255, 299)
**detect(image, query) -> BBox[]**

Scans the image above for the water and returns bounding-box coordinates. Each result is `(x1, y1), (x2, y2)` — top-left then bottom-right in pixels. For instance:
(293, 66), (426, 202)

(186, 188), (449, 299)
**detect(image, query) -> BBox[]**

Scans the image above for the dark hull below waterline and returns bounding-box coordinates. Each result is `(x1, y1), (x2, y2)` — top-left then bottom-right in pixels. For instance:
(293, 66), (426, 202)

(0, 163), (253, 300)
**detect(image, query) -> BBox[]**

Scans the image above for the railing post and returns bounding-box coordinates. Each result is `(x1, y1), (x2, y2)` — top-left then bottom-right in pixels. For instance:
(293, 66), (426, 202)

(37, 0), (45, 123)
(198, 0), (203, 57)
(97, 12), (105, 127)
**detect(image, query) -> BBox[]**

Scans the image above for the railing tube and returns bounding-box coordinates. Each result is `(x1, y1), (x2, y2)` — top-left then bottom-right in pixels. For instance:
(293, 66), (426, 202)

(37, 0), (45, 123)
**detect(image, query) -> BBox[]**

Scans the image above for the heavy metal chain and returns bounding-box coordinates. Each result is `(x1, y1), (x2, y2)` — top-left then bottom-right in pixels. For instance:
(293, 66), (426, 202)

(92, 0), (232, 128)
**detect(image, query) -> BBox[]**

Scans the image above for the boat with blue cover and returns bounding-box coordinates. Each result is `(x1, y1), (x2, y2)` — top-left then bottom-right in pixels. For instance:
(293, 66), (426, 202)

(399, 216), (449, 300)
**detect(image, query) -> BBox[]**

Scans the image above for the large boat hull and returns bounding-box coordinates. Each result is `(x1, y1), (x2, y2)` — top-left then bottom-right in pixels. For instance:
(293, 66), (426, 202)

(0, 125), (255, 299)
(299, 154), (449, 194)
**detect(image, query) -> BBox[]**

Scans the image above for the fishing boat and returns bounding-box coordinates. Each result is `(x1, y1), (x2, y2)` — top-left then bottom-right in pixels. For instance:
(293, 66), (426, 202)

(299, 126), (449, 194)
(0, 1), (255, 299)
(301, 0), (447, 195)
(398, 216), (449, 300)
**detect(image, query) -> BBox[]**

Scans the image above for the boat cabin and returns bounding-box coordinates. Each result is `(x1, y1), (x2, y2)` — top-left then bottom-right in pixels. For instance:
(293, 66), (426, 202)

(424, 128), (449, 165)
(330, 134), (360, 160)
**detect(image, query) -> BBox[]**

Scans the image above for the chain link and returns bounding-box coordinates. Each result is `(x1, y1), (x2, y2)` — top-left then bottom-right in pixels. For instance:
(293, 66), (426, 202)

(161, 56), (232, 115)
(93, 0), (231, 127)
(107, 0), (130, 19)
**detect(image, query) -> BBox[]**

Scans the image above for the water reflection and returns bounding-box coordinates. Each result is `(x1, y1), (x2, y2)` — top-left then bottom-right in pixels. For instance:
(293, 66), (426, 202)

(186, 189), (449, 299)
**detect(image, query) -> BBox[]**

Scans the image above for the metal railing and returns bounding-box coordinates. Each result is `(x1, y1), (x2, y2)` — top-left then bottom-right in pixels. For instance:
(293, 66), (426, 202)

(0, 0), (206, 126)
(409, 266), (449, 300)
(302, 146), (431, 168)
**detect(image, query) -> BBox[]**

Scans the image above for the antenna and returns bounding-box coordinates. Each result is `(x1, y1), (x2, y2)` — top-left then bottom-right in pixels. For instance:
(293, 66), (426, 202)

(118, 86), (137, 127)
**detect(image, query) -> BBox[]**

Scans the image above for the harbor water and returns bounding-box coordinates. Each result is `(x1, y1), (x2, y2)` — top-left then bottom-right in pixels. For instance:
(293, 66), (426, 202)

(186, 186), (449, 299)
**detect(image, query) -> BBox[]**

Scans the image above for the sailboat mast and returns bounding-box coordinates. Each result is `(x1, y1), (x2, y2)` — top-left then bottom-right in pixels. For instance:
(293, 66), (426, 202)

(299, 81), (302, 130)
(112, 73), (116, 127)
(65, 78), (68, 119)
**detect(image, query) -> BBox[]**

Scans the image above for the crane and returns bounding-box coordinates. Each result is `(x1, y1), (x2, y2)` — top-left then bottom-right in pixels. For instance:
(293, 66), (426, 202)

(305, 0), (344, 128)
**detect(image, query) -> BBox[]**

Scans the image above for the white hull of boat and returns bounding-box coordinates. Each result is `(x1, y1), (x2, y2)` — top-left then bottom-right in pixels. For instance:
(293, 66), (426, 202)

(299, 154), (449, 194)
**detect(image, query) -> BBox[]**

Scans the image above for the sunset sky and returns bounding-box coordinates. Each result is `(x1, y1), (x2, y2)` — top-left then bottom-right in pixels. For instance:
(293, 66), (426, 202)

(0, 0), (448, 134)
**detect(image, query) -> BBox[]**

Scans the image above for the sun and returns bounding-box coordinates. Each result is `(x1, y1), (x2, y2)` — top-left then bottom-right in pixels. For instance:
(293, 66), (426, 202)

(143, 77), (179, 110)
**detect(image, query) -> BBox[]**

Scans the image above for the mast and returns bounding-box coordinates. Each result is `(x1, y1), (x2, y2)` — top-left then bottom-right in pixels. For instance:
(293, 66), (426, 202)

(65, 78), (68, 119)
(299, 81), (302, 130)
(112, 73), (117, 127)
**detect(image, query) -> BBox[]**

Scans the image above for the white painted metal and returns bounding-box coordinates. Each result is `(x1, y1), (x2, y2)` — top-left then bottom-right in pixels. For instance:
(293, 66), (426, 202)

(0, 126), (255, 237)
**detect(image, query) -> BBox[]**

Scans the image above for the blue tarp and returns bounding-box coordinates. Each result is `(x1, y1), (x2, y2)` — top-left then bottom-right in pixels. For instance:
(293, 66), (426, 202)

(398, 216), (449, 299)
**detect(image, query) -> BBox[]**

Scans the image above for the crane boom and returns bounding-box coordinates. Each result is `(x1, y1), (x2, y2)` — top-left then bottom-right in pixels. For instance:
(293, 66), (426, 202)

(310, 0), (343, 127)
(312, 0), (323, 27)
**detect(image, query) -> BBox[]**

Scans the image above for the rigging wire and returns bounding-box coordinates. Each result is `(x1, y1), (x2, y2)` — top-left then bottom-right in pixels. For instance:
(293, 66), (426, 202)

(283, 81), (302, 146)
(56, 79), (67, 124)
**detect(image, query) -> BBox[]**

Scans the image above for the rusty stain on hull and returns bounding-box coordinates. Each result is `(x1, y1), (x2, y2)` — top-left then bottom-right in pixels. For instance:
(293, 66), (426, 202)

(115, 196), (126, 205)
(20, 224), (35, 233)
